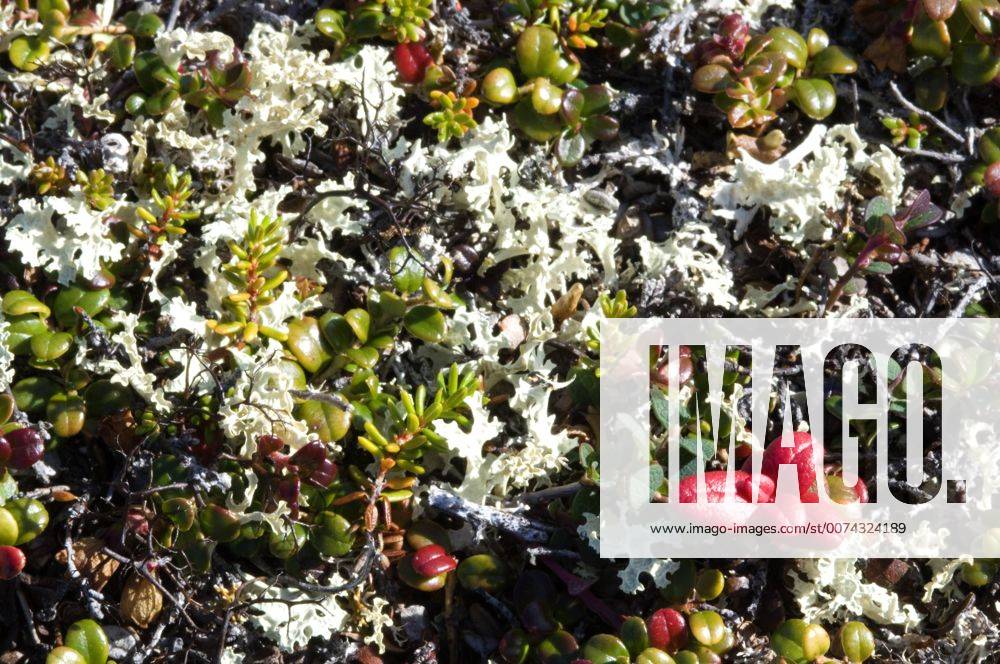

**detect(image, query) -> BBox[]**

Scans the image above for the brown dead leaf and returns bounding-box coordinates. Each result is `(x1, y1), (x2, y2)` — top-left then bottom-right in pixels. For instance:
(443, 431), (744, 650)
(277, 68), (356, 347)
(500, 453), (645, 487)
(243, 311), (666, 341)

(55, 537), (120, 591)
(120, 572), (164, 628)
(727, 133), (786, 164)
(551, 283), (584, 327)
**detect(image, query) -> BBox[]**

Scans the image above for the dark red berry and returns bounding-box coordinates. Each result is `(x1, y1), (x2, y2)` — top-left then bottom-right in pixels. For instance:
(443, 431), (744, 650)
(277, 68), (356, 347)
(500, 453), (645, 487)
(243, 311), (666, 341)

(307, 457), (338, 488)
(0, 545), (25, 579)
(410, 544), (458, 578)
(985, 162), (1000, 197)
(257, 434), (284, 457)
(648, 608), (688, 653)
(6, 428), (43, 470)
(290, 441), (337, 487)
(394, 42), (433, 84)
(0, 437), (10, 467)
(678, 470), (775, 503)
(276, 476), (301, 516)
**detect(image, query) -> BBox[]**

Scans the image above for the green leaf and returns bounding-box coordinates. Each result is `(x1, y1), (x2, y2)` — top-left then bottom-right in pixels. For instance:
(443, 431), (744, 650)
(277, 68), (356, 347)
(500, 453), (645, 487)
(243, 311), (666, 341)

(30, 330), (73, 362)
(53, 286), (110, 328)
(7, 497), (49, 545)
(556, 132), (586, 167)
(808, 45), (858, 76)
(865, 260), (894, 274)
(344, 308), (371, 344)
(2, 290), (50, 317)
(530, 77), (563, 116)
(979, 127), (1000, 163)
(131, 13), (164, 39)
(580, 85), (613, 116)
(388, 246), (424, 294)
(315, 8), (346, 41)
(6, 315), (49, 356)
(692, 63), (731, 94)
(285, 317), (331, 374)
(914, 66), (949, 111)
(318, 312), (355, 351)
(46, 647), (87, 664)
(910, 17), (951, 60)
(198, 505), (241, 542)
(482, 67), (518, 105)
(0, 472), (16, 507)
(12, 376), (61, 415)
(133, 51), (177, 94)
(651, 389), (670, 428)
(790, 77), (836, 119)
(583, 115), (619, 142)
(83, 379), (132, 417)
(766, 27), (809, 70)
(403, 305), (446, 343)
(582, 634), (631, 664)
(343, 345), (380, 368)
(951, 41), (1000, 86)
(65, 619), (110, 664)
(8, 36), (50, 72)
(516, 25), (562, 78)
(296, 399), (351, 442)
(107, 35), (136, 69)
(649, 463), (666, 496)
(513, 98), (565, 141)
(678, 436), (716, 480)
(47, 392), (86, 438)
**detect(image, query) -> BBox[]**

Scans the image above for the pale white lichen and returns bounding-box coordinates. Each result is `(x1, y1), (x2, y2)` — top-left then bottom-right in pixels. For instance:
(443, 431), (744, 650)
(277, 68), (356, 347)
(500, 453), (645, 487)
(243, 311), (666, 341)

(4, 192), (124, 285)
(357, 597), (396, 654)
(714, 124), (906, 249)
(791, 558), (923, 628)
(618, 559), (681, 594)
(0, 313), (13, 393)
(239, 578), (349, 652)
(636, 222), (738, 309)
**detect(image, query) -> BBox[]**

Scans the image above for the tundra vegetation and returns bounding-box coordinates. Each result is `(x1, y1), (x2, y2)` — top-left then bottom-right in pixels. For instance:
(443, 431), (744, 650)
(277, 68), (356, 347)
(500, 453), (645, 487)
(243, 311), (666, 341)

(0, 0), (999, 662)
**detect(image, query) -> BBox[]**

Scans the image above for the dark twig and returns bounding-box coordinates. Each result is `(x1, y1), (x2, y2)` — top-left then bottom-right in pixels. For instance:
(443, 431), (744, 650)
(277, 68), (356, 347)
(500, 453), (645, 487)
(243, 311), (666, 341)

(888, 82), (965, 146)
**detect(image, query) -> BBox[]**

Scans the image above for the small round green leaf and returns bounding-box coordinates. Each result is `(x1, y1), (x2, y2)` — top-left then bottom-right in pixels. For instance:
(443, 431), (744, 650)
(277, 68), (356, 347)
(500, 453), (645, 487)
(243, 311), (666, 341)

(30, 331), (73, 362)
(403, 305), (446, 343)
(65, 619), (110, 664)
(790, 77), (836, 119)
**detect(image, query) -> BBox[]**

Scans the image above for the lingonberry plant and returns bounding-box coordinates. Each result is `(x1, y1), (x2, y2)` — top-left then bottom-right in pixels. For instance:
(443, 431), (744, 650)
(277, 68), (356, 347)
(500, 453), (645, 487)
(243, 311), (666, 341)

(856, 0), (1000, 109)
(689, 14), (858, 131)
(827, 190), (944, 309)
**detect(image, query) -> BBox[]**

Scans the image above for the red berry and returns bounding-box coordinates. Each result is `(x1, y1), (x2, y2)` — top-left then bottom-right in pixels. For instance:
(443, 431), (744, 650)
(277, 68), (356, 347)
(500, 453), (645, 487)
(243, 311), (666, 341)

(277, 476), (301, 511)
(0, 545), (25, 579)
(394, 42), (432, 84)
(257, 434), (284, 457)
(410, 544), (458, 578)
(647, 608), (688, 653)
(678, 470), (775, 503)
(0, 437), (10, 467)
(308, 457), (338, 488)
(742, 431), (819, 502)
(7, 428), (44, 470)
(290, 441), (338, 487)
(985, 162), (1000, 197)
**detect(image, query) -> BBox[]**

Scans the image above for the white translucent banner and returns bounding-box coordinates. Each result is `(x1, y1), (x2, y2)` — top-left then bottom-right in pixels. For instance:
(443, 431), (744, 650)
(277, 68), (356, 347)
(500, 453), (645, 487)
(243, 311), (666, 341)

(599, 318), (1000, 558)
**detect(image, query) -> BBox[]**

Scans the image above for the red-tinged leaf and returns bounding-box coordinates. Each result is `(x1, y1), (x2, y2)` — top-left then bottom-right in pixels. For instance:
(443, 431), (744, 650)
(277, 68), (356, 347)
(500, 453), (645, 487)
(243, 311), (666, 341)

(410, 544), (458, 577)
(923, 0), (958, 21)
